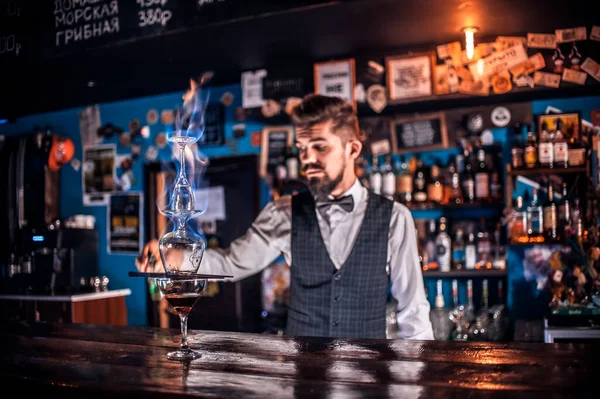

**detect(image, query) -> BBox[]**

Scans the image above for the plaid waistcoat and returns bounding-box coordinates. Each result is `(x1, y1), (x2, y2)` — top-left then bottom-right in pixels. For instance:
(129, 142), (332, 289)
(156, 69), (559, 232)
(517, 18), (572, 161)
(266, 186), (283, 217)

(286, 189), (393, 339)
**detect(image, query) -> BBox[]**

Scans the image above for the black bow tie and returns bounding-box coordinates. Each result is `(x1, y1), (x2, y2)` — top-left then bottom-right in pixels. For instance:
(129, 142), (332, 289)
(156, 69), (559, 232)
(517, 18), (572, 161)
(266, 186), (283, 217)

(316, 195), (355, 213)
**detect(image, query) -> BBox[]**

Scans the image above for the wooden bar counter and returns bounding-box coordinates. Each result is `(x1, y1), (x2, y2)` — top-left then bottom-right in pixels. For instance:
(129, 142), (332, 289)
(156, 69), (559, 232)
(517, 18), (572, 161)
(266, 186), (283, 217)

(0, 321), (597, 398)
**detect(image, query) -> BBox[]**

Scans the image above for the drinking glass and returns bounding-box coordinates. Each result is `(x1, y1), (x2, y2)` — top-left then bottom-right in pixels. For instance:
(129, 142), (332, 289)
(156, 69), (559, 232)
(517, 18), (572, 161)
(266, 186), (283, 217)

(156, 278), (207, 360)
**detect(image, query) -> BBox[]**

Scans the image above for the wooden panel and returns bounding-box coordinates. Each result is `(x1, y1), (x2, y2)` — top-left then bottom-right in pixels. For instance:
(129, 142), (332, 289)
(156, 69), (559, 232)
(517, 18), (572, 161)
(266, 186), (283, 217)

(0, 322), (598, 397)
(71, 297), (127, 326)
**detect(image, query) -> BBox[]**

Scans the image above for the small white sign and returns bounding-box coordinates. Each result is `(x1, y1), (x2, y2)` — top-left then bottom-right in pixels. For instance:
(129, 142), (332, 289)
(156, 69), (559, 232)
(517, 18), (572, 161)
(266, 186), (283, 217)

(469, 44), (528, 81)
(241, 70), (267, 109)
(194, 186), (226, 221)
(370, 139), (391, 156)
(314, 59), (355, 107)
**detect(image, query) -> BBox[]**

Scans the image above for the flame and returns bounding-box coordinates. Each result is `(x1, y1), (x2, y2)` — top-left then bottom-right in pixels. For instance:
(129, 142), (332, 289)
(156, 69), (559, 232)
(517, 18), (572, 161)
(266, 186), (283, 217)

(157, 76), (213, 234)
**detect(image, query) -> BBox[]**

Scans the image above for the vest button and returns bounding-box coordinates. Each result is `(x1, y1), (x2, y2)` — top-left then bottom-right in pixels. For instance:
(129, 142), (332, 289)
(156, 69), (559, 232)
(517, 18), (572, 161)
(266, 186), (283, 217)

(333, 296), (339, 301)
(334, 273), (341, 281)
(332, 320), (339, 326)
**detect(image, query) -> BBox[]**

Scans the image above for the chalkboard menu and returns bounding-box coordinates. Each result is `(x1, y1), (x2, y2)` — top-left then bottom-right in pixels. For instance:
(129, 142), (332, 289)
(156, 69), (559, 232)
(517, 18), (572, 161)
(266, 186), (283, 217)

(199, 103), (225, 146)
(26, 0), (338, 58)
(260, 126), (293, 177)
(391, 112), (448, 153)
(0, 0), (28, 60)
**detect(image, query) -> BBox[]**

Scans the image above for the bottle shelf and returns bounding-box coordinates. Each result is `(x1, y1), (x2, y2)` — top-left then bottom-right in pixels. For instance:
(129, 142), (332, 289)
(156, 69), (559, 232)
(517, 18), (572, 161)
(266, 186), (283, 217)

(407, 200), (505, 211)
(508, 238), (569, 247)
(422, 270), (507, 278)
(508, 166), (587, 176)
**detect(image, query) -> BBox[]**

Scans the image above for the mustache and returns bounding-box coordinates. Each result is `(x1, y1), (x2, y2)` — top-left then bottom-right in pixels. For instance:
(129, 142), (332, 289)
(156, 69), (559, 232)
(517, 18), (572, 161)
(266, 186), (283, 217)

(302, 163), (324, 172)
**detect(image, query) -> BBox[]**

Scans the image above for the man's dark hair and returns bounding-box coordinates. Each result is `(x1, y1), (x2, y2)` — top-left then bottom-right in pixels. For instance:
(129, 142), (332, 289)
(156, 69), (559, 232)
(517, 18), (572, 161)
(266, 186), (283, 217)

(290, 94), (360, 143)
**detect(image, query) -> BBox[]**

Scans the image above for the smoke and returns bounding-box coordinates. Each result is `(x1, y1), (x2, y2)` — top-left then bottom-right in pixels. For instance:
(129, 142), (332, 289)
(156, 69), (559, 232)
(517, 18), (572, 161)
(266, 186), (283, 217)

(157, 74), (213, 234)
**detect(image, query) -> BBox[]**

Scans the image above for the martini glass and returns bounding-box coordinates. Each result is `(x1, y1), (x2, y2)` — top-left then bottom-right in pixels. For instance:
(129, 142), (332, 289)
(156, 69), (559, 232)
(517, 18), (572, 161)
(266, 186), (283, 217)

(157, 278), (207, 360)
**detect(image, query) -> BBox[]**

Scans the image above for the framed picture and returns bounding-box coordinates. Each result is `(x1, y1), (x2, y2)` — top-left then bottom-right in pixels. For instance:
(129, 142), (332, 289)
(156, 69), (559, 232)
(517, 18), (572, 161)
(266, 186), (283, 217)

(538, 112), (580, 138)
(82, 144), (116, 206)
(107, 192), (143, 254)
(314, 58), (357, 109)
(260, 126), (294, 178)
(386, 52), (436, 102)
(390, 112), (448, 154)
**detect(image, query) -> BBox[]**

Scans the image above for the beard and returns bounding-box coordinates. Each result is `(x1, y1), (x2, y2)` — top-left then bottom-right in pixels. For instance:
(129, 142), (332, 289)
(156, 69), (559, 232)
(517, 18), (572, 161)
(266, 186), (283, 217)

(304, 162), (346, 199)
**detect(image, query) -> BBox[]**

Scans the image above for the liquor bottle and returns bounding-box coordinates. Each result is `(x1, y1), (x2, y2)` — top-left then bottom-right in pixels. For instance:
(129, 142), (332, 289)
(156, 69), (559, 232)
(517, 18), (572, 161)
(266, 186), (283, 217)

(524, 129), (538, 169)
(425, 219), (438, 270)
(553, 119), (569, 168)
(413, 158), (428, 205)
(275, 162), (288, 188)
(538, 122), (554, 168)
(543, 182), (559, 242)
(452, 279), (459, 309)
(465, 232), (477, 270)
(430, 280), (451, 340)
(436, 217), (452, 272)
(369, 155), (382, 195)
(463, 158), (476, 203)
(481, 279), (489, 310)
(497, 280), (504, 304)
(490, 172), (502, 202)
(571, 197), (581, 227)
(427, 162), (444, 204)
(470, 279), (491, 341)
(511, 124), (524, 169)
(456, 142), (471, 175)
(492, 222), (506, 270)
(447, 160), (463, 204)
(381, 154), (395, 200)
(567, 126), (586, 167)
(558, 182), (572, 237)
(285, 146), (299, 180)
(475, 223), (492, 270)
(475, 149), (490, 202)
(527, 188), (543, 239)
(452, 229), (466, 270)
(396, 155), (413, 205)
(465, 279), (475, 322)
(509, 196), (528, 242)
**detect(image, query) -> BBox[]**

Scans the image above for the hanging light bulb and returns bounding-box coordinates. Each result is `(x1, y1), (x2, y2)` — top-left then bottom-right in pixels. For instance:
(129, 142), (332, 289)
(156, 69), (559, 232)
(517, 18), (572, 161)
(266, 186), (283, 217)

(462, 27), (478, 60)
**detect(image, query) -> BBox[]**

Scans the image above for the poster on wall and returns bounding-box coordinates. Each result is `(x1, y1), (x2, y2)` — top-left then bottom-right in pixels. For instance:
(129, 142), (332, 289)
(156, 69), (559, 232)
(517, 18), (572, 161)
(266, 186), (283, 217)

(107, 192), (143, 254)
(79, 105), (102, 149)
(386, 52), (435, 102)
(314, 58), (356, 109)
(83, 144), (116, 206)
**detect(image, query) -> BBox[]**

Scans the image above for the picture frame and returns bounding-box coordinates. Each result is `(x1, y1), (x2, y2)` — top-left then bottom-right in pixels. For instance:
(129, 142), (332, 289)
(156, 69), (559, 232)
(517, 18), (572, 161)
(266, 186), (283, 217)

(390, 112), (448, 154)
(385, 52), (436, 102)
(314, 58), (357, 109)
(260, 126), (294, 178)
(538, 112), (581, 139)
(82, 144), (117, 206)
(107, 192), (143, 255)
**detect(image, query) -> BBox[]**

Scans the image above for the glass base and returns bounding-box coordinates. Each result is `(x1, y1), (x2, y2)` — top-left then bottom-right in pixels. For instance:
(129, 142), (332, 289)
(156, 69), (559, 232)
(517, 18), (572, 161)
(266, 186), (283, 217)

(167, 348), (201, 361)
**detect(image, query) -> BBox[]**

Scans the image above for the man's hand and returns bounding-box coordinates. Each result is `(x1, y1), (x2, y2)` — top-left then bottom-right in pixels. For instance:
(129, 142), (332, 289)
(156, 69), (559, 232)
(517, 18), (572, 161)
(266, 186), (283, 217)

(135, 239), (163, 273)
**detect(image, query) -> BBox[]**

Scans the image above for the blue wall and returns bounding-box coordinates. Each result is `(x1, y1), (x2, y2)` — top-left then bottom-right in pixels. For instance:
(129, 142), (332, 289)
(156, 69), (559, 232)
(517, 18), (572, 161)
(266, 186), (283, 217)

(0, 84), (267, 325)
(2, 88), (599, 326)
(422, 95), (600, 319)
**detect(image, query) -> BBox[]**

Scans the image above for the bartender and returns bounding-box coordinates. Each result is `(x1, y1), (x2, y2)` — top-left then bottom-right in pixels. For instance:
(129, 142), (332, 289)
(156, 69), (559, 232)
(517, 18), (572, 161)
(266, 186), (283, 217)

(137, 94), (433, 340)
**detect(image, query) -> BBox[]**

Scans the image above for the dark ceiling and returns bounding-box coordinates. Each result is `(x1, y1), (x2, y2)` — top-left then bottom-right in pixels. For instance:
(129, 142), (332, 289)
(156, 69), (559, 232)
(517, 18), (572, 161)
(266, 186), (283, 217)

(1, 0), (598, 119)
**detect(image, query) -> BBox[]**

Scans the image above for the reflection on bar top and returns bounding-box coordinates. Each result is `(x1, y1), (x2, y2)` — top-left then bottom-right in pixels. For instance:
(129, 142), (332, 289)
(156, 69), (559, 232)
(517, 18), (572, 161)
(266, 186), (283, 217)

(0, 289), (132, 302)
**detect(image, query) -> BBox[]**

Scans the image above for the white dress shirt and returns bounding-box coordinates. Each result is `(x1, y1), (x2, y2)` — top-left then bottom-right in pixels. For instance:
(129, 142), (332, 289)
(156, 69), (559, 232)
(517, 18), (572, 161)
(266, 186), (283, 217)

(202, 178), (434, 340)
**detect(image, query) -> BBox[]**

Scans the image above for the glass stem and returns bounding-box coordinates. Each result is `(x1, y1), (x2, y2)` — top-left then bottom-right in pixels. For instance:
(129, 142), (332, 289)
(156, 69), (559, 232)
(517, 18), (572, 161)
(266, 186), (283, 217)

(180, 314), (189, 350)
(179, 144), (187, 181)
